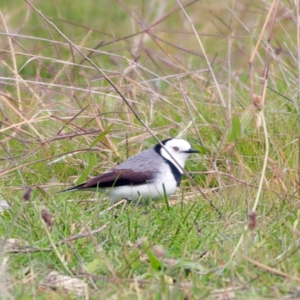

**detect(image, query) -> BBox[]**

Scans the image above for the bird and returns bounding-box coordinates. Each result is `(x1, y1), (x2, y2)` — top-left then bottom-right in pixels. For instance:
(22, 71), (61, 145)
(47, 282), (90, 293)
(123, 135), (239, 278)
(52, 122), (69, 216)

(60, 138), (199, 203)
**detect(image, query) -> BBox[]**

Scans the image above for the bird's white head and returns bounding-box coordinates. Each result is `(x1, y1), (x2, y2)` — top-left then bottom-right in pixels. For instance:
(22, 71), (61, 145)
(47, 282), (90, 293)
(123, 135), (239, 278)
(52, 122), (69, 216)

(158, 138), (199, 173)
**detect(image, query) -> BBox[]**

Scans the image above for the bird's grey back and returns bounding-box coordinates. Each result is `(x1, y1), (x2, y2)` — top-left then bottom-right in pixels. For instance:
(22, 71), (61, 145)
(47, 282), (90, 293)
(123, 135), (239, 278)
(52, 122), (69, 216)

(114, 147), (164, 172)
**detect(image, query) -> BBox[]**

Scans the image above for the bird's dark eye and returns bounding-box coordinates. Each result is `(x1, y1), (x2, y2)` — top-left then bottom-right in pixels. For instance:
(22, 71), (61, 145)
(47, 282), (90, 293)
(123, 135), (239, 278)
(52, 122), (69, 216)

(173, 146), (179, 151)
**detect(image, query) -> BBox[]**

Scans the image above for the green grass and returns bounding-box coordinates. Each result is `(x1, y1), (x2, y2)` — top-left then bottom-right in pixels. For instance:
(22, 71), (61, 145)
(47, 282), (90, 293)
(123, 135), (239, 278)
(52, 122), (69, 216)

(1, 0), (300, 299)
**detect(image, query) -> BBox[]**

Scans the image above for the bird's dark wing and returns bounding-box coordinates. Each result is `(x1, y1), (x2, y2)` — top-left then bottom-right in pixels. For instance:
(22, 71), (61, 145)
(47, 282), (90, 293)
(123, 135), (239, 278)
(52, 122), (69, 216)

(73, 169), (155, 190)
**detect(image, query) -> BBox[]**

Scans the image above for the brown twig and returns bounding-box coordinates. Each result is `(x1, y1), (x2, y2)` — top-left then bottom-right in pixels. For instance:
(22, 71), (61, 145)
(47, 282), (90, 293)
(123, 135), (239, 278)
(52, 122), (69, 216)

(4, 224), (108, 254)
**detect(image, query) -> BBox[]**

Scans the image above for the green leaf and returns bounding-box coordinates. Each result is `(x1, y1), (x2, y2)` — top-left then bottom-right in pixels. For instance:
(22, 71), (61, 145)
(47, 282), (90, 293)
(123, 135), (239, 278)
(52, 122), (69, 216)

(89, 124), (114, 148)
(75, 124), (114, 184)
(147, 249), (163, 271)
(76, 153), (96, 184)
(141, 239), (163, 271)
(85, 258), (103, 274)
(229, 114), (242, 142)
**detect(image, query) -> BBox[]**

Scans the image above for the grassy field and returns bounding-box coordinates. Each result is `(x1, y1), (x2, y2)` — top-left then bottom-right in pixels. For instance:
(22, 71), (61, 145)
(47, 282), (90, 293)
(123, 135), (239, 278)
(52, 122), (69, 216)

(1, 0), (300, 299)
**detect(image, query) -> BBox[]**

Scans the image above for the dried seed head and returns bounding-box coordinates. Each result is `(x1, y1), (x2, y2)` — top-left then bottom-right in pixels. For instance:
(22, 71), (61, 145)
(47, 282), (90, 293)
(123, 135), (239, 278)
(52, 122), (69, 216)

(252, 95), (263, 111)
(23, 187), (32, 201)
(248, 211), (257, 230)
(153, 245), (166, 258)
(136, 237), (147, 248)
(41, 208), (55, 228)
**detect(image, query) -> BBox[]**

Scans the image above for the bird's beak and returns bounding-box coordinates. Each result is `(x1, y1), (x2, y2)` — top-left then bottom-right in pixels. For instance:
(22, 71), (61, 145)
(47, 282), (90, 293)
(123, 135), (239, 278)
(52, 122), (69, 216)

(183, 148), (199, 154)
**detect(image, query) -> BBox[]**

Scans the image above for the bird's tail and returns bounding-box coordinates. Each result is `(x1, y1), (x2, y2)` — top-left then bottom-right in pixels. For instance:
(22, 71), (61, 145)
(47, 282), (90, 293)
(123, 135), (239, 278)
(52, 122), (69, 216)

(58, 183), (85, 194)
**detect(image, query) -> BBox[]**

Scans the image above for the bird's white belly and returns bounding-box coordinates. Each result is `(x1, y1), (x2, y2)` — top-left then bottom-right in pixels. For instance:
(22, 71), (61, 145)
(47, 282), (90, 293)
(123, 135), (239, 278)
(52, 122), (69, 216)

(107, 180), (177, 203)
